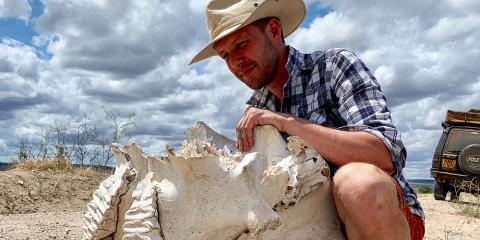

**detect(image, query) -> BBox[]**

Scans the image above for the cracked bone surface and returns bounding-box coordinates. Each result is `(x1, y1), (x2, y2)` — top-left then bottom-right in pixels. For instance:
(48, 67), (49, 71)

(82, 123), (344, 240)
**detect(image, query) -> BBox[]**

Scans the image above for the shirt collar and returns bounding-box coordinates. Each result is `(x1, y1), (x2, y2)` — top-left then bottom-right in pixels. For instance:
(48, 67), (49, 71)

(285, 46), (307, 75)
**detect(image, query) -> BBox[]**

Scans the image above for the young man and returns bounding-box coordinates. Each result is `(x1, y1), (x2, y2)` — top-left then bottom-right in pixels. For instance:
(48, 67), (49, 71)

(190, 0), (424, 239)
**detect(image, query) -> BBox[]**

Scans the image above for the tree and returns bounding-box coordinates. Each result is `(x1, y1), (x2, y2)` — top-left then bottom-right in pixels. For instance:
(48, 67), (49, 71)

(17, 139), (30, 161)
(71, 115), (99, 166)
(13, 107), (136, 167)
(98, 107), (136, 166)
(50, 120), (69, 160)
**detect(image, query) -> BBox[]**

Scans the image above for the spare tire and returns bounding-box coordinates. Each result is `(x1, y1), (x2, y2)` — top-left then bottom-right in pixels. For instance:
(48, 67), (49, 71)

(458, 144), (480, 175)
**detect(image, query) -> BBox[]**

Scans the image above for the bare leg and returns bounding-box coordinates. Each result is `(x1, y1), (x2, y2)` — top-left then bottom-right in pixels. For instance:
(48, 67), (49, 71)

(332, 163), (410, 240)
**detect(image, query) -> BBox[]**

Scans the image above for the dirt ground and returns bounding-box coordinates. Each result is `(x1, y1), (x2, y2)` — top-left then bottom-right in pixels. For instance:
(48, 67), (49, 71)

(0, 168), (479, 240)
(420, 193), (479, 240)
(0, 168), (111, 215)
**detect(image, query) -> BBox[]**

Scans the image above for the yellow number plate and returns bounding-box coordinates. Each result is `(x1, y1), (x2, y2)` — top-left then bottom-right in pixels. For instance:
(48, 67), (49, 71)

(442, 159), (456, 169)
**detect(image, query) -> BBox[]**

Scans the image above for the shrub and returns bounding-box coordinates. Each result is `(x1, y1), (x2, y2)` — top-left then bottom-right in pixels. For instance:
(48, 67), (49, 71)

(417, 185), (434, 194)
(12, 157), (72, 171)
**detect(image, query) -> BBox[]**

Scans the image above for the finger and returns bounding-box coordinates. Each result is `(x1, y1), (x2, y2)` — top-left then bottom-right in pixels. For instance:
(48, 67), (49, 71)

(235, 112), (246, 151)
(243, 109), (261, 151)
(244, 115), (255, 151)
(239, 112), (252, 152)
(239, 123), (249, 152)
(236, 112), (248, 151)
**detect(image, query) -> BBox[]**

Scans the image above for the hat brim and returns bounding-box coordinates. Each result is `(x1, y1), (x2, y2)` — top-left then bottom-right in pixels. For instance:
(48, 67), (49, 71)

(189, 0), (306, 65)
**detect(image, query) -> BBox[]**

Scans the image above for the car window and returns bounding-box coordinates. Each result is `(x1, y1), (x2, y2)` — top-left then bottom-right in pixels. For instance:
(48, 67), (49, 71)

(444, 128), (480, 153)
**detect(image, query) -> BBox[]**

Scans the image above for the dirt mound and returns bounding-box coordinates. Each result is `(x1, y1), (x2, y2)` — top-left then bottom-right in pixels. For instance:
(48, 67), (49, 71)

(0, 168), (111, 214)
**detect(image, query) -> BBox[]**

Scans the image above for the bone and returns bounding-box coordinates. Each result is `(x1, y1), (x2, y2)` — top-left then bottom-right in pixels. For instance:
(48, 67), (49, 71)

(82, 124), (344, 240)
(82, 144), (135, 240)
(123, 173), (163, 240)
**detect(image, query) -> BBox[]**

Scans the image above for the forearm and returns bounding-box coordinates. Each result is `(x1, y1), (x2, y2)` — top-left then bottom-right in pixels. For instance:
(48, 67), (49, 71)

(279, 114), (393, 172)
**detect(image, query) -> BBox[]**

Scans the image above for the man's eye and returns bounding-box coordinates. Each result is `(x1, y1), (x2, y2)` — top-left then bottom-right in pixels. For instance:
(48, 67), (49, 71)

(236, 41), (246, 48)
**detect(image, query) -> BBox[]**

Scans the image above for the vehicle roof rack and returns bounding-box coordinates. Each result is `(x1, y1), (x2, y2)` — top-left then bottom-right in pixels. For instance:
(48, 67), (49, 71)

(444, 109), (480, 128)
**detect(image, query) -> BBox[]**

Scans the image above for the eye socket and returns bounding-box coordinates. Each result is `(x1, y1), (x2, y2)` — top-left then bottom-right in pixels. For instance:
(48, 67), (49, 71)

(236, 40), (247, 49)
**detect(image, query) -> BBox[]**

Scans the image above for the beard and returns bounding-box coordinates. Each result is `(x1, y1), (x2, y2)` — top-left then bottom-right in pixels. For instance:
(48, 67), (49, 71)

(237, 38), (279, 90)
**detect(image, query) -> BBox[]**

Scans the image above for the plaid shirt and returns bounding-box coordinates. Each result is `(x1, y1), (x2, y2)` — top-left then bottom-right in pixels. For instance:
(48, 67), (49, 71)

(246, 46), (424, 220)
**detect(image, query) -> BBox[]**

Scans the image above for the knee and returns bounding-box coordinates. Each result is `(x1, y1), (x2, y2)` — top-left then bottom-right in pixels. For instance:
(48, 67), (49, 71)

(332, 163), (394, 208)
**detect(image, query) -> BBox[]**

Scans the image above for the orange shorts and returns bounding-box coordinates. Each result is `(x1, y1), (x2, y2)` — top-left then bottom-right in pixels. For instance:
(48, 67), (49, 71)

(391, 178), (425, 240)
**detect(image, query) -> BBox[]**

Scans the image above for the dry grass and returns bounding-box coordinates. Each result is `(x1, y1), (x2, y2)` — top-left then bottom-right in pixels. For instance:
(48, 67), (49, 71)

(449, 179), (480, 219)
(74, 167), (96, 177)
(451, 196), (480, 219)
(448, 188), (480, 221)
(12, 158), (72, 171)
(457, 203), (480, 219)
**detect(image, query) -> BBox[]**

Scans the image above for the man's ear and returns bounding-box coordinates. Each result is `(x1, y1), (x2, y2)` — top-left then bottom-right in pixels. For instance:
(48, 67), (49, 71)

(265, 18), (283, 43)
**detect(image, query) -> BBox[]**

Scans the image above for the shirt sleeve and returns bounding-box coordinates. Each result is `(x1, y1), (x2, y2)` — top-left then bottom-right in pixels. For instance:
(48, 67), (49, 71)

(330, 49), (406, 178)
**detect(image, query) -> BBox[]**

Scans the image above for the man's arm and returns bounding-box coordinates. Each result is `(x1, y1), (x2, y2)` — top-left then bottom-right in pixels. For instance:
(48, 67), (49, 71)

(238, 49), (406, 176)
(235, 107), (393, 172)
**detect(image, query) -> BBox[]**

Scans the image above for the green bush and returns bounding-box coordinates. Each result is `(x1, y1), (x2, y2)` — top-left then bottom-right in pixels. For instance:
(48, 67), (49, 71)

(417, 185), (434, 194)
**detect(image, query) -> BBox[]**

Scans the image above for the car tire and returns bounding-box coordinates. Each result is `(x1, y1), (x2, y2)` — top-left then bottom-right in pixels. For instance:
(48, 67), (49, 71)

(434, 182), (447, 200)
(458, 144), (480, 175)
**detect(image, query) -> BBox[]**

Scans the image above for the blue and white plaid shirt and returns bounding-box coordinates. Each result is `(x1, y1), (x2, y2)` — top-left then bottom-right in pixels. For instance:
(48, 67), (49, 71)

(246, 46), (424, 220)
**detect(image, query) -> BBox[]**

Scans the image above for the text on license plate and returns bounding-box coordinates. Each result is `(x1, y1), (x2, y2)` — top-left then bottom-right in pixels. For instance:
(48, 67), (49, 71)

(442, 159), (456, 169)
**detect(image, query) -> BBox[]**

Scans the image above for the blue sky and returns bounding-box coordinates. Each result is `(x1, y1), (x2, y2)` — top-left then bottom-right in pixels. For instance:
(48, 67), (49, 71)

(1, 0), (479, 179)
(0, 0), (51, 59)
(1, 0), (41, 43)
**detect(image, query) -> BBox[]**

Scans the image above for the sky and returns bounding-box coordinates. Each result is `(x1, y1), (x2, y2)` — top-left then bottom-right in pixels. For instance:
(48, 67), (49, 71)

(0, 0), (479, 179)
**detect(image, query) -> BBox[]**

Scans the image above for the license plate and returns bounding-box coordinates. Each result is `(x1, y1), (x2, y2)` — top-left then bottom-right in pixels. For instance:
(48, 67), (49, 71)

(442, 159), (456, 169)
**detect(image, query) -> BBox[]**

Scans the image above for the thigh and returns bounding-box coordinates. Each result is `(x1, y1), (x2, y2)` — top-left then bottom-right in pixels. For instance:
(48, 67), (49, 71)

(332, 162), (399, 207)
(332, 163), (410, 239)
(390, 177), (425, 240)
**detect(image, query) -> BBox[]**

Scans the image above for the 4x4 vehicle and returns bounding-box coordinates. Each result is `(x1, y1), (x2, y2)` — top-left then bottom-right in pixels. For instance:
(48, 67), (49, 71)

(431, 109), (480, 200)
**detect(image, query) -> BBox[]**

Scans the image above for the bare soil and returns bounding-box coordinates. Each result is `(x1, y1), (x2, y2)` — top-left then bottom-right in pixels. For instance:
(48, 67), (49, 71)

(421, 193), (480, 240)
(0, 169), (478, 240)
(0, 168), (111, 215)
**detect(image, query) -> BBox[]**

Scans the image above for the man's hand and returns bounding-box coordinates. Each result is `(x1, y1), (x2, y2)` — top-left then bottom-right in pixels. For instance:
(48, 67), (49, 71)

(236, 106), (290, 152)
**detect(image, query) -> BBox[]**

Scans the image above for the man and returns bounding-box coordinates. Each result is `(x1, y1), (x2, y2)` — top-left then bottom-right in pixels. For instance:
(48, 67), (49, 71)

(190, 0), (424, 239)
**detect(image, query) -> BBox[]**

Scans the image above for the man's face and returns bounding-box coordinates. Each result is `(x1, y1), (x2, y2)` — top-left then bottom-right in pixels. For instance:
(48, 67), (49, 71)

(214, 24), (278, 90)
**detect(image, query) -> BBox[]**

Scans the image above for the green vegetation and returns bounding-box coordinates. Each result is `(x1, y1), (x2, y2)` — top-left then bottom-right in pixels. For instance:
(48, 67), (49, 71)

(416, 184), (434, 194)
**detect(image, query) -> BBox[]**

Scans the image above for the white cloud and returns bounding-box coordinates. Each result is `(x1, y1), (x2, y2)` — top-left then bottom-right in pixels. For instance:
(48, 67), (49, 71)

(425, 15), (480, 43)
(0, 0), (31, 22)
(188, 0), (209, 14)
(36, 0), (208, 78)
(0, 38), (43, 80)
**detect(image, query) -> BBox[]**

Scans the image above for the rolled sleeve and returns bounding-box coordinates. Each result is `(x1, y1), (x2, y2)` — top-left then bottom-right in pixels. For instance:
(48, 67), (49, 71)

(332, 50), (406, 178)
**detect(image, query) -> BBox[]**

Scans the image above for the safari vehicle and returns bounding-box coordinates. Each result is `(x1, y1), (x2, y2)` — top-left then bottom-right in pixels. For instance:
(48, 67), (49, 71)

(431, 109), (480, 200)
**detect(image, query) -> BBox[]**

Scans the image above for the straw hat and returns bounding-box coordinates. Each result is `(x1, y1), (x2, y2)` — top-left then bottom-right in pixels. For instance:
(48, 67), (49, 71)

(189, 0), (306, 65)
